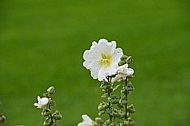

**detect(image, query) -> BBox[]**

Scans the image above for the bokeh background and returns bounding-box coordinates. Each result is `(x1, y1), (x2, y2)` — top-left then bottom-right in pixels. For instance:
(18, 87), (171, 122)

(0, 0), (190, 125)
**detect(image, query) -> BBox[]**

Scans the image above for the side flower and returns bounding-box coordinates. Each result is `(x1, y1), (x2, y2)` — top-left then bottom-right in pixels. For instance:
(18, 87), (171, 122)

(83, 39), (123, 81)
(34, 96), (49, 109)
(111, 64), (134, 83)
(78, 114), (97, 126)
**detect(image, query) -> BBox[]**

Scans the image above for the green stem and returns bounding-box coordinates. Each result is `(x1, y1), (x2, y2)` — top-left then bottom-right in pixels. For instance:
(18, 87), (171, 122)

(108, 82), (112, 122)
(48, 105), (54, 125)
(124, 77), (128, 119)
(107, 77), (113, 122)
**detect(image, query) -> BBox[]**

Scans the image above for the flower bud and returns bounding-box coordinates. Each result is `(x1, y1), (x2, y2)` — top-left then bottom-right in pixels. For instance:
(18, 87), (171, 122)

(0, 113), (6, 124)
(118, 111), (126, 118)
(124, 118), (135, 126)
(95, 117), (104, 124)
(107, 108), (119, 117)
(127, 84), (135, 92)
(126, 56), (133, 64)
(127, 104), (135, 113)
(49, 99), (56, 107)
(41, 109), (51, 116)
(98, 110), (105, 116)
(120, 55), (128, 60)
(43, 117), (52, 126)
(98, 102), (109, 111)
(119, 55), (128, 66)
(108, 96), (119, 104)
(121, 87), (126, 93)
(118, 60), (126, 66)
(119, 99), (128, 105)
(119, 55), (133, 66)
(52, 110), (62, 120)
(104, 119), (111, 125)
(47, 86), (55, 95)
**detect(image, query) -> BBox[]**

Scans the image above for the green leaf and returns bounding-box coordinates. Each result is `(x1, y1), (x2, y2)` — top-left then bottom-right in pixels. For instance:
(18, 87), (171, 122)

(113, 84), (120, 92)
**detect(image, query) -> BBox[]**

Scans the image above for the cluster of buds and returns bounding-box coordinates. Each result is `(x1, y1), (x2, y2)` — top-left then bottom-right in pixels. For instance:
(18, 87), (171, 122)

(0, 113), (6, 126)
(95, 55), (135, 126)
(0, 102), (6, 126)
(34, 86), (62, 126)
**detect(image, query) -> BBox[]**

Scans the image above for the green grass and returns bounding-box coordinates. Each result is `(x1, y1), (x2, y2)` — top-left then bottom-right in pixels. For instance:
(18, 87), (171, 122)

(0, 0), (190, 125)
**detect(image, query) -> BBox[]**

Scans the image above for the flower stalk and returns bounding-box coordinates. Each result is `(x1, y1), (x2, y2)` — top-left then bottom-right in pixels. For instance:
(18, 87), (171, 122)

(79, 39), (135, 126)
(34, 86), (62, 126)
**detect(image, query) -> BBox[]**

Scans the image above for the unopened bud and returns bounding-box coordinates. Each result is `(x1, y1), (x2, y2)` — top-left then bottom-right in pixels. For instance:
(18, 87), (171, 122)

(43, 117), (52, 126)
(47, 86), (55, 95)
(41, 109), (51, 116)
(95, 117), (104, 124)
(0, 113), (6, 124)
(126, 56), (133, 64)
(120, 55), (128, 60)
(98, 102), (109, 111)
(124, 117), (135, 126)
(127, 104), (135, 113)
(52, 110), (62, 120)
(119, 55), (133, 66)
(119, 99), (128, 105)
(108, 96), (119, 104)
(98, 110), (105, 116)
(118, 60), (126, 66)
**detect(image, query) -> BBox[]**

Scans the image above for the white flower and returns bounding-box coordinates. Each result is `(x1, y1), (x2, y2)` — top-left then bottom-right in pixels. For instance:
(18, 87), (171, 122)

(78, 114), (96, 126)
(34, 96), (49, 109)
(112, 64), (134, 83)
(83, 39), (123, 81)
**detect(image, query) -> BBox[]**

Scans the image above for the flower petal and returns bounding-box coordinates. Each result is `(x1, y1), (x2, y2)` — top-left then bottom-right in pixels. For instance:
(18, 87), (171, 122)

(78, 114), (93, 126)
(83, 61), (91, 69)
(83, 50), (99, 61)
(40, 97), (49, 105)
(98, 65), (118, 81)
(127, 68), (134, 76)
(37, 96), (40, 101)
(34, 103), (38, 107)
(90, 61), (102, 78)
(112, 48), (123, 62)
(98, 39), (116, 54)
(82, 115), (93, 123)
(78, 123), (89, 126)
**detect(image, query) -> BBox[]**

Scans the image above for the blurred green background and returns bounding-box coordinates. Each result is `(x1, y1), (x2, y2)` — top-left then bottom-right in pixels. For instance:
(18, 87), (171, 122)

(0, 0), (190, 125)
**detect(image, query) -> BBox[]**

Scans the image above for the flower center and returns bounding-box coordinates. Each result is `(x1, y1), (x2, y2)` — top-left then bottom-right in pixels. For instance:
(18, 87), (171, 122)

(100, 54), (112, 67)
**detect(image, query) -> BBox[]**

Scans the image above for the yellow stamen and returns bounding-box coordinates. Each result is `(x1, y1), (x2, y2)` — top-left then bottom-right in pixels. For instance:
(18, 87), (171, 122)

(100, 54), (112, 67)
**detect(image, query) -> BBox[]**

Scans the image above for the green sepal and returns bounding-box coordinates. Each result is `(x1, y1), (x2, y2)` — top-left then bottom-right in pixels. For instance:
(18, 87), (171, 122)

(98, 110), (105, 116)
(101, 93), (108, 98)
